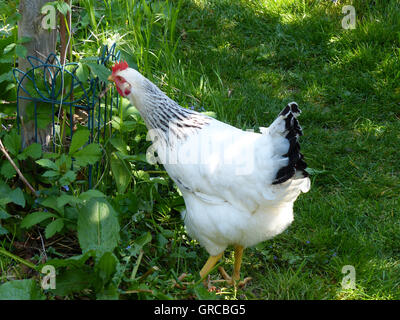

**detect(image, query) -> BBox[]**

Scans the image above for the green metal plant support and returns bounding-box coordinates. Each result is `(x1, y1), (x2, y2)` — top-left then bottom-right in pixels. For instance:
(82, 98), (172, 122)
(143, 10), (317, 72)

(13, 44), (121, 188)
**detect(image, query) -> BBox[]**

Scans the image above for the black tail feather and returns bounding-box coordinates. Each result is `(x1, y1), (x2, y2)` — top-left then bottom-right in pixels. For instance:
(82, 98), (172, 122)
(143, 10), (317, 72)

(273, 102), (309, 185)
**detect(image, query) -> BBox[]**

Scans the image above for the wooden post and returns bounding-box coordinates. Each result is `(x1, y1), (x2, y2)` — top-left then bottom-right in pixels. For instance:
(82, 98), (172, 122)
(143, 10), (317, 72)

(18, 0), (57, 149)
(59, 0), (71, 65)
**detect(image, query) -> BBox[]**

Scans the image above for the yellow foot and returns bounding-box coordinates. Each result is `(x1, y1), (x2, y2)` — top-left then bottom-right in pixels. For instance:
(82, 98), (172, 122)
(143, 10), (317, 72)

(171, 273), (194, 290)
(201, 275), (227, 292)
(218, 266), (252, 288)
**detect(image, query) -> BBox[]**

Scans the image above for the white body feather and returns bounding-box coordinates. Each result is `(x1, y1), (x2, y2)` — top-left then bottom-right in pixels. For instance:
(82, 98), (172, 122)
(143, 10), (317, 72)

(161, 118), (310, 256)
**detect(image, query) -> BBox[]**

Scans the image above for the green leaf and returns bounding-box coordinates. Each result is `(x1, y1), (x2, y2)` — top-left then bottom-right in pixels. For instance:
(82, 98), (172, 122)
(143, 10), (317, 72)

(0, 55), (14, 64)
(40, 196), (64, 215)
(20, 211), (57, 229)
(128, 232), (152, 257)
(15, 44), (27, 58)
(149, 177), (168, 186)
(0, 183), (11, 206)
(135, 232), (152, 247)
(0, 279), (45, 300)
(18, 143), (42, 160)
(136, 170), (150, 181)
(120, 121), (137, 132)
(65, 206), (78, 221)
(0, 71), (14, 84)
(56, 1), (71, 15)
(116, 152), (148, 163)
(0, 161), (16, 179)
(69, 129), (90, 155)
(57, 194), (83, 208)
(110, 152), (131, 194)
(3, 130), (21, 156)
(110, 137), (128, 154)
(95, 252), (118, 285)
(193, 283), (217, 300)
(77, 198), (120, 257)
(0, 209), (11, 220)
(45, 218), (64, 238)
(5, 82), (15, 92)
(52, 268), (95, 296)
(59, 170), (76, 186)
(9, 188), (25, 207)
(76, 63), (90, 83)
(55, 154), (72, 172)
(79, 189), (106, 202)
(3, 43), (15, 54)
(85, 62), (112, 83)
(42, 170), (60, 178)
(73, 143), (102, 166)
(43, 250), (96, 270)
(96, 284), (119, 300)
(36, 159), (58, 171)
(42, 152), (59, 159)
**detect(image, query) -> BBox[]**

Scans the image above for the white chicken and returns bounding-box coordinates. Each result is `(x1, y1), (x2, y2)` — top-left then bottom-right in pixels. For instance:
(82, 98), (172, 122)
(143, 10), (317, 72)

(108, 61), (310, 286)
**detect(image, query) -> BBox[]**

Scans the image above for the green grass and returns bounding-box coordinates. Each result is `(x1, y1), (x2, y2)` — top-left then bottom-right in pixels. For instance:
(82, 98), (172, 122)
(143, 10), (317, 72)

(1, 0), (400, 300)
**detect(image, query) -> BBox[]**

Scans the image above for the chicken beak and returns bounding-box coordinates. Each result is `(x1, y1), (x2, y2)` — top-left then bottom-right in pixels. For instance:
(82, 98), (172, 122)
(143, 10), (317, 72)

(108, 74), (114, 82)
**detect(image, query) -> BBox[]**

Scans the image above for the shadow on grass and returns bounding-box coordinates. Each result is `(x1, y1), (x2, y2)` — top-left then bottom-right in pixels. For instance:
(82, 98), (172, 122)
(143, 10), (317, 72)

(180, 0), (399, 123)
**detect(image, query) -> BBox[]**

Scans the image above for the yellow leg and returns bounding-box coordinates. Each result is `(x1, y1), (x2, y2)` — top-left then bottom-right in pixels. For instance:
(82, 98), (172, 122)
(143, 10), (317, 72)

(218, 245), (252, 287)
(199, 252), (224, 280)
(232, 245), (244, 282)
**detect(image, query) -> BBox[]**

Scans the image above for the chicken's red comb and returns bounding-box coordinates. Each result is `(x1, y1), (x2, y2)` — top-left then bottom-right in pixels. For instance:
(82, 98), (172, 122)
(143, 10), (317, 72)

(112, 61), (129, 74)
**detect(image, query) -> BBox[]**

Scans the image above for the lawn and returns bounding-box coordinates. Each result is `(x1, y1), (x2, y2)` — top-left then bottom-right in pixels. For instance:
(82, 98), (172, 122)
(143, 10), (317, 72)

(0, 0), (399, 300)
